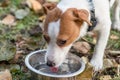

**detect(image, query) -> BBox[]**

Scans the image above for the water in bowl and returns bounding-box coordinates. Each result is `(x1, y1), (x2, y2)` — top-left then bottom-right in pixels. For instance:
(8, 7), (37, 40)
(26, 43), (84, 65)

(29, 51), (81, 75)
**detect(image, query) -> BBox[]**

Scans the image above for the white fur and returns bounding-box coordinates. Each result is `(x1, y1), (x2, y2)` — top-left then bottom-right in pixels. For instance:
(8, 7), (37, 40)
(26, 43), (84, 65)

(110, 0), (120, 30)
(45, 20), (73, 67)
(46, 0), (120, 71)
(57, 0), (91, 12)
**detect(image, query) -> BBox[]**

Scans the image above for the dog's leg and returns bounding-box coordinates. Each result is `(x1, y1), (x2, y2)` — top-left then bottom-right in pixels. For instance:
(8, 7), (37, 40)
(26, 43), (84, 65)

(90, 25), (111, 71)
(90, 0), (112, 71)
(111, 0), (120, 31)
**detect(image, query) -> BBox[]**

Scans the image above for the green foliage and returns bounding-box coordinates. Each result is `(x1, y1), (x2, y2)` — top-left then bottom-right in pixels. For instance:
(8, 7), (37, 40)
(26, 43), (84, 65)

(0, 0), (39, 40)
(108, 30), (120, 50)
(11, 70), (30, 80)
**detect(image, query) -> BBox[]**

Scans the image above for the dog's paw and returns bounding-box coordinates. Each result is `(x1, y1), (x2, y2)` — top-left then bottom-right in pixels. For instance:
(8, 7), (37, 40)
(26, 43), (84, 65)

(112, 21), (120, 31)
(90, 58), (103, 71)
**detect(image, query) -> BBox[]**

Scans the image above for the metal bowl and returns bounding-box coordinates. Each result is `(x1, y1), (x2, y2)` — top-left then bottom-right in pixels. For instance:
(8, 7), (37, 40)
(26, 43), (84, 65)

(25, 49), (85, 78)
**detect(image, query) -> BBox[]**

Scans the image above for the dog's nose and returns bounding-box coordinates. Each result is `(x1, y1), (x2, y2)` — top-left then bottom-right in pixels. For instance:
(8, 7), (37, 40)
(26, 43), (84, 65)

(46, 60), (55, 67)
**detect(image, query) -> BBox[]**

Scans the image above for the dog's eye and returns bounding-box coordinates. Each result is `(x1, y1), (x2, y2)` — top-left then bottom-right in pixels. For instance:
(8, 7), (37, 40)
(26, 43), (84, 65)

(57, 39), (67, 46)
(43, 35), (50, 43)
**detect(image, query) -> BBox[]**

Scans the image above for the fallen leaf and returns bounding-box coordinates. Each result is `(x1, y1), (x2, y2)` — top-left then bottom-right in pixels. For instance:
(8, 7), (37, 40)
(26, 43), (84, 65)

(110, 34), (119, 40)
(0, 0), (10, 7)
(26, 0), (42, 13)
(0, 69), (12, 80)
(81, 57), (89, 64)
(28, 25), (42, 36)
(26, 0), (32, 8)
(103, 59), (114, 69)
(1, 14), (15, 25)
(77, 62), (93, 80)
(14, 51), (24, 63)
(39, 15), (46, 22)
(113, 76), (120, 80)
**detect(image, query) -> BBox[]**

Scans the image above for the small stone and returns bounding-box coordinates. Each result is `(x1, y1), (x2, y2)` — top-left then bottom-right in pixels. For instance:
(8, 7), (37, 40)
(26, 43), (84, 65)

(28, 25), (42, 36)
(0, 14), (15, 25)
(0, 40), (16, 61)
(71, 41), (91, 54)
(0, 69), (12, 80)
(15, 8), (30, 19)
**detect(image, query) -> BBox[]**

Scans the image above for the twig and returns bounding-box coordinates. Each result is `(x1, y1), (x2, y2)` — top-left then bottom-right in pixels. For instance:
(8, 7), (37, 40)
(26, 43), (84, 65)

(108, 50), (120, 55)
(117, 65), (120, 76)
(81, 37), (95, 47)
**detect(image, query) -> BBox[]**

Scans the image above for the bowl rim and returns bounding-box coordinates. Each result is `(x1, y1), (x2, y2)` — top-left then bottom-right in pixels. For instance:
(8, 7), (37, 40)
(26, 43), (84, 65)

(25, 49), (86, 78)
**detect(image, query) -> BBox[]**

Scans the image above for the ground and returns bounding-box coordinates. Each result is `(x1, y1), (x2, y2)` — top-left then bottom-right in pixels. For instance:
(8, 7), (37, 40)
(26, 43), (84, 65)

(0, 0), (120, 80)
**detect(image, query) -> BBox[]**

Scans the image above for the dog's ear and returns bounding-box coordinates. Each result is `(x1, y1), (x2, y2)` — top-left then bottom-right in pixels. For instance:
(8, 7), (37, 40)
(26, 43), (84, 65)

(73, 9), (92, 26)
(43, 2), (57, 14)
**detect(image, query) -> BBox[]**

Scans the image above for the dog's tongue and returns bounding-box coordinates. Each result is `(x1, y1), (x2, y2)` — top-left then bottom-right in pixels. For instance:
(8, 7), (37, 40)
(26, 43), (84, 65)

(50, 67), (58, 72)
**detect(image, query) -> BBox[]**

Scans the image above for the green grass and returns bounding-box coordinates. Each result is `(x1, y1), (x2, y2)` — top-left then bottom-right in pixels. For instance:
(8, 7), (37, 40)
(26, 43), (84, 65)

(108, 30), (120, 50)
(0, 0), (40, 79)
(11, 70), (30, 80)
(83, 30), (120, 51)
(0, 0), (39, 40)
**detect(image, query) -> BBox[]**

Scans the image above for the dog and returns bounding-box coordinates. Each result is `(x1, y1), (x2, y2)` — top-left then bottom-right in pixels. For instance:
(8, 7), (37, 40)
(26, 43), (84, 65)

(42, 0), (120, 71)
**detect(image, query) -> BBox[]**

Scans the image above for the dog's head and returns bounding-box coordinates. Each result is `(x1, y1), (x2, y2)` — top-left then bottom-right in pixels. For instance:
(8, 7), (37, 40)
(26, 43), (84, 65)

(43, 3), (91, 67)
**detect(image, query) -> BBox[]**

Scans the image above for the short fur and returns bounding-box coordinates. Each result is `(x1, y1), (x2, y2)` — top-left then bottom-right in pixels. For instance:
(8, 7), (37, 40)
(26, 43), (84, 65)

(43, 0), (120, 71)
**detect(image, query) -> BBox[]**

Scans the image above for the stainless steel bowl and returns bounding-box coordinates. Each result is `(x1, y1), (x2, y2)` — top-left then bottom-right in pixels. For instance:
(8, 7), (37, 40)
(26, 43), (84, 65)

(25, 49), (85, 78)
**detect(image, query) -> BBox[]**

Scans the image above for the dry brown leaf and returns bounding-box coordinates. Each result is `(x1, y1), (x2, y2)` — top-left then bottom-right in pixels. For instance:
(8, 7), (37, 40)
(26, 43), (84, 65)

(103, 59), (114, 69)
(77, 62), (93, 80)
(0, 69), (12, 80)
(39, 15), (46, 21)
(110, 34), (119, 40)
(0, 0), (10, 7)
(27, 0), (42, 13)
(37, 0), (46, 4)
(14, 51), (23, 62)
(111, 59), (119, 67)
(46, 0), (59, 2)
(1, 14), (15, 25)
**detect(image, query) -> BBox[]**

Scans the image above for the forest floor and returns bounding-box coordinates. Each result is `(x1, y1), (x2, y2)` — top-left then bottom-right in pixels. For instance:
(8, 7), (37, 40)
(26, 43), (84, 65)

(0, 0), (120, 80)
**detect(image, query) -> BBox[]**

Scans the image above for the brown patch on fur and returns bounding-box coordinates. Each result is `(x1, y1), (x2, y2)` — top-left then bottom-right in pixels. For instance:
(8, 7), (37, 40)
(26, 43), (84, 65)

(43, 7), (91, 46)
(0, 69), (12, 80)
(43, 7), (62, 33)
(57, 8), (91, 47)
(43, 2), (57, 14)
(73, 9), (92, 26)
(43, 33), (50, 43)
(43, 7), (62, 37)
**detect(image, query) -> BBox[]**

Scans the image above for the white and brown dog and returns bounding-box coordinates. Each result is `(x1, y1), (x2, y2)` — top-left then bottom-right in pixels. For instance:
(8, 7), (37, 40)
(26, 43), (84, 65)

(42, 0), (120, 71)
